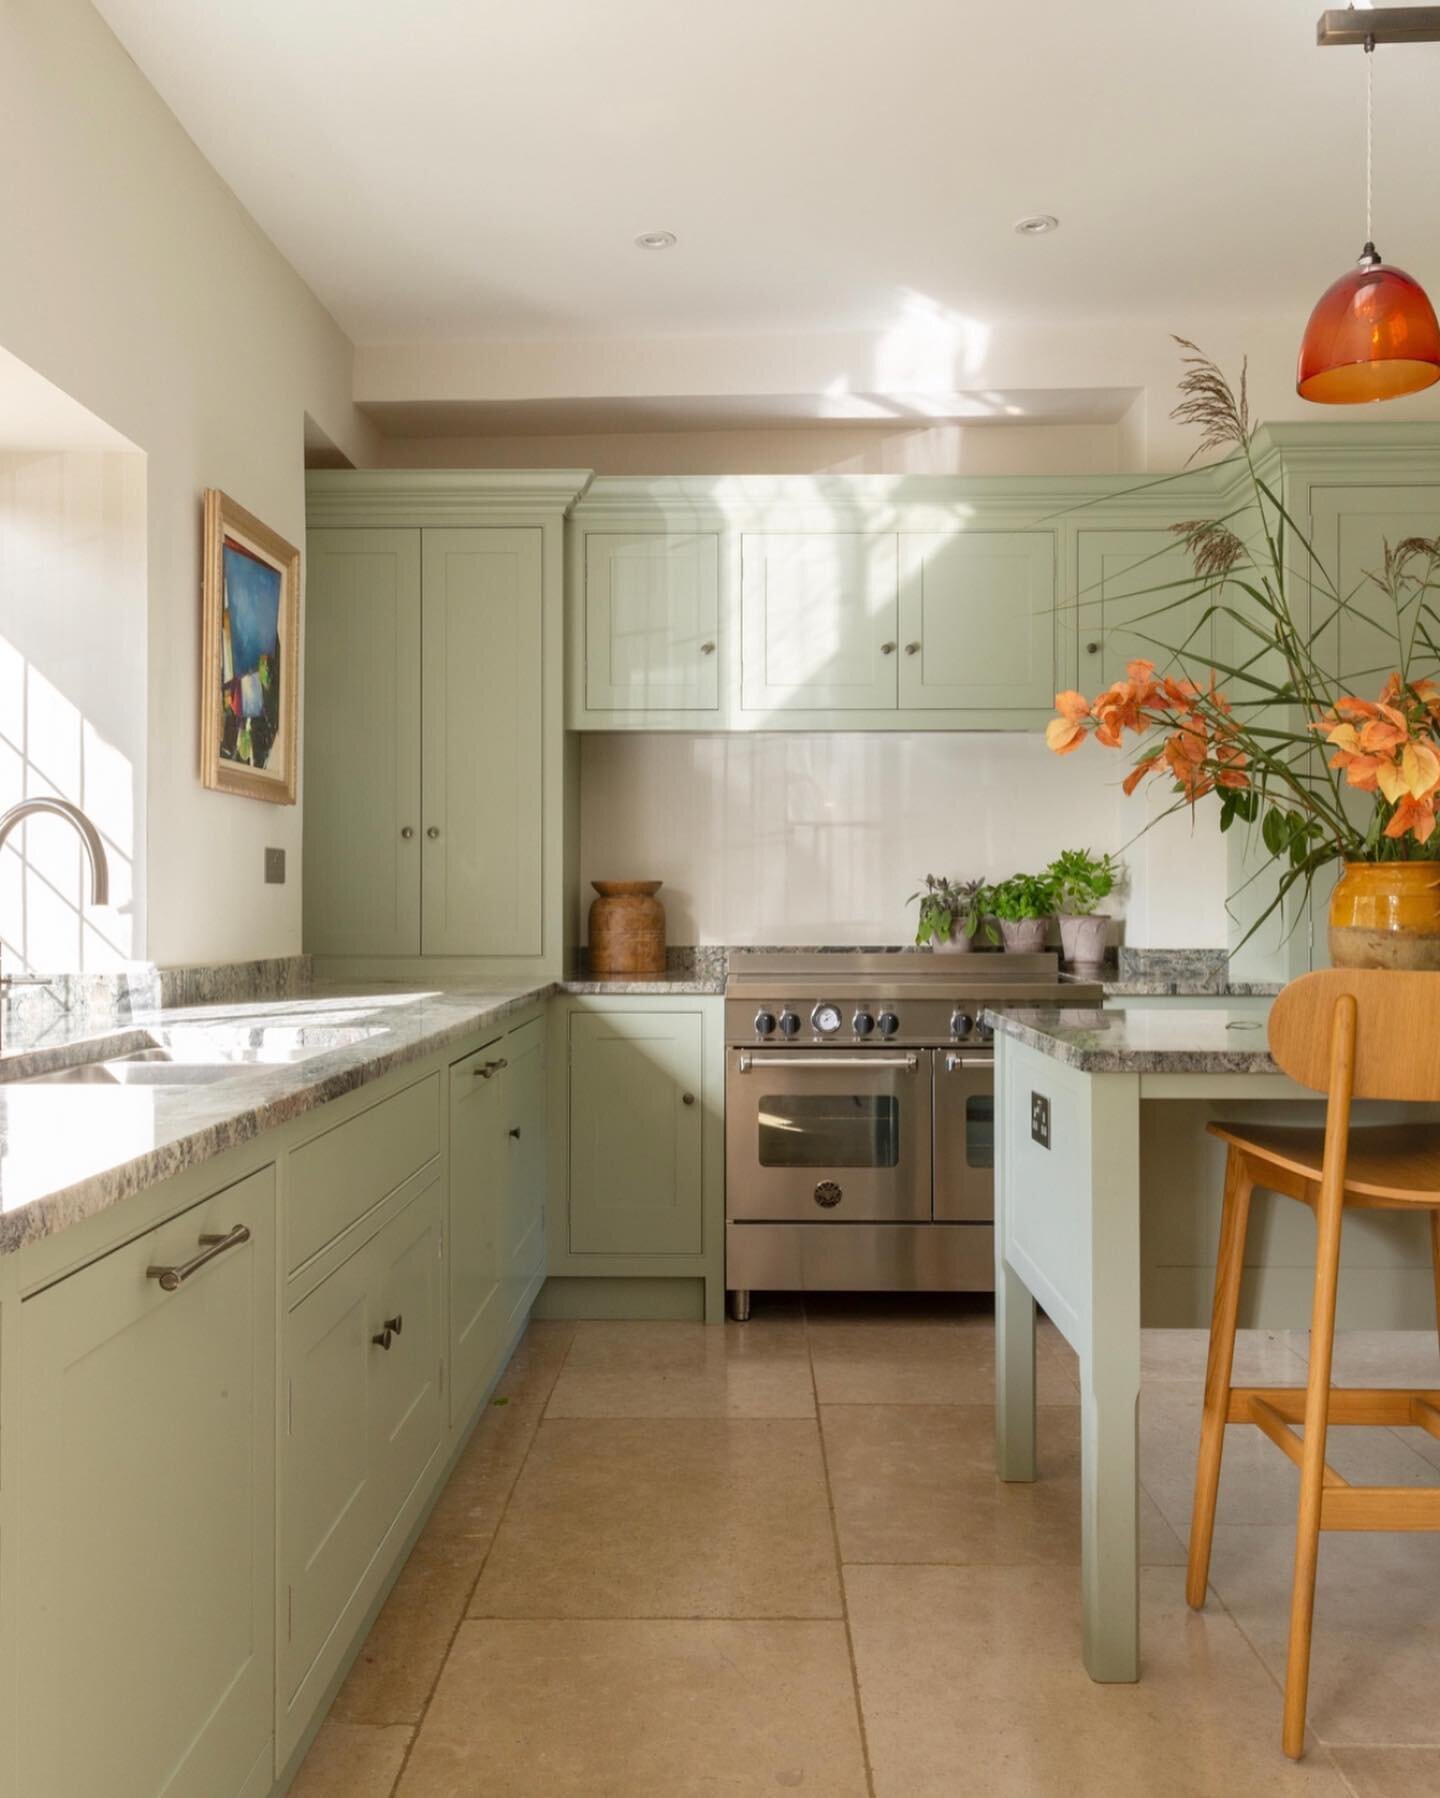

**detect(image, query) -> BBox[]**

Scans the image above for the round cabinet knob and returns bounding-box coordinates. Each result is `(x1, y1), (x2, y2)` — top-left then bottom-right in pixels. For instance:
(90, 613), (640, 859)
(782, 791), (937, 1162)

(880, 641), (897, 656)
(400, 826), (415, 840)
(700, 641), (716, 655)
(950, 1010), (975, 1039)
(509, 1126), (522, 1139)
(1086, 641), (1100, 655)
(852, 1010), (875, 1037)
(778, 1011), (802, 1038)
(426, 826), (440, 839)
(904, 642), (921, 656)
(682, 1091), (696, 1106)
(877, 1012), (900, 1038)
(754, 1010), (777, 1037)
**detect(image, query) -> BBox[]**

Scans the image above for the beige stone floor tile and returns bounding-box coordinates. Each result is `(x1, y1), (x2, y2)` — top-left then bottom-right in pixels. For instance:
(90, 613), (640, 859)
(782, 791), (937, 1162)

(545, 1318), (815, 1418)
(290, 1720), (413, 1797)
(398, 1619), (869, 1797)
(808, 1319), (1079, 1405)
(490, 1318), (576, 1404)
(422, 1393), (544, 1543)
(846, 1562), (1351, 1796)
(1139, 1378), (1440, 1535)
(1328, 1747), (1440, 1795)
(470, 1416), (841, 1619)
(1206, 1525), (1440, 1746)
(330, 1527), (486, 1727)
(823, 1402), (1183, 1567)
(1141, 1327), (1309, 1384)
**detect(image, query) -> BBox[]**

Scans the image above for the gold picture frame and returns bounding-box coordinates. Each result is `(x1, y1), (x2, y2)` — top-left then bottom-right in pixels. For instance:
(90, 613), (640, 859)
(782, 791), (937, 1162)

(200, 488), (300, 804)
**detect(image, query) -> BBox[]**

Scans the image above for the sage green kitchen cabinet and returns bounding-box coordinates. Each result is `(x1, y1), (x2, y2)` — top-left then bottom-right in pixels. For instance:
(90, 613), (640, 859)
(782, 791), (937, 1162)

(585, 531), (720, 711)
(281, 1169), (444, 1751)
(421, 528), (543, 956)
(1309, 484), (1440, 686)
(501, 1014), (547, 1335)
(447, 1035), (509, 1426)
(303, 529), (422, 958)
(741, 531), (900, 712)
(15, 1166), (277, 1798)
(898, 532), (1056, 709)
(567, 1008), (705, 1256)
(1075, 527), (1216, 688)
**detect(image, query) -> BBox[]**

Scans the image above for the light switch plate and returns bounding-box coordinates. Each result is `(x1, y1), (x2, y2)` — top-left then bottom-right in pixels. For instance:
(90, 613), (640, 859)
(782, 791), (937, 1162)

(264, 847), (286, 885)
(1030, 1091), (1051, 1150)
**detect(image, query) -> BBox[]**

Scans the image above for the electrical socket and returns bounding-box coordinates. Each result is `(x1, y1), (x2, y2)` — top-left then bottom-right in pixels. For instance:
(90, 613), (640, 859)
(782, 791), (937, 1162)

(264, 847), (286, 885)
(1030, 1091), (1051, 1150)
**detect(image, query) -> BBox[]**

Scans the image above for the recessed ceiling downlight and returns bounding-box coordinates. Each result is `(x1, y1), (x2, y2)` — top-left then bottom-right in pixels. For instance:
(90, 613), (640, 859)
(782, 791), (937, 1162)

(634, 230), (677, 250)
(1014, 214), (1059, 236)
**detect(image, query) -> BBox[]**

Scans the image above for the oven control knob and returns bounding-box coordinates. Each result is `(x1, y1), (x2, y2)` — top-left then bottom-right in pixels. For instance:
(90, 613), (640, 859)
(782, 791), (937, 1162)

(877, 1011), (900, 1038)
(978, 1018), (994, 1043)
(852, 1010), (875, 1037)
(950, 1010), (975, 1040)
(754, 1011), (777, 1037)
(778, 1011), (802, 1038)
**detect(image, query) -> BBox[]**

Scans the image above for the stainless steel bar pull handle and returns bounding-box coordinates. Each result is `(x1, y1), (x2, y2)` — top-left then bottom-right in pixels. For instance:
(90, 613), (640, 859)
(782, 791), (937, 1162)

(147, 1223), (250, 1292)
(944, 1054), (995, 1072)
(474, 1057), (509, 1078)
(737, 1052), (918, 1073)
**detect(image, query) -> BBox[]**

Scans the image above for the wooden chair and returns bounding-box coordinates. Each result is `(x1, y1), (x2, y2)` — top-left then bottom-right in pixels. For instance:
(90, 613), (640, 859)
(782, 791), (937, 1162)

(1186, 968), (1440, 1760)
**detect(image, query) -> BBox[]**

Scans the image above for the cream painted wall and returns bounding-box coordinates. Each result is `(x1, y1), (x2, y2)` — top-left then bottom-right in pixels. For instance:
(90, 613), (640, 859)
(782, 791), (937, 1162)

(578, 732), (1227, 951)
(377, 422), (1128, 478)
(0, 450), (146, 971)
(0, 0), (377, 967)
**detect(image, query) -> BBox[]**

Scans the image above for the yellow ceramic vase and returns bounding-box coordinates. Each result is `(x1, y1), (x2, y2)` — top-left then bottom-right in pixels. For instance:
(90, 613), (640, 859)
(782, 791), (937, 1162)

(1328, 861), (1440, 970)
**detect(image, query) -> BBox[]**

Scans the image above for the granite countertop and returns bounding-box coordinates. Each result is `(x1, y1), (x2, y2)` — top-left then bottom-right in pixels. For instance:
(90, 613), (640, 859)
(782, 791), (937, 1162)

(0, 972), (724, 1258)
(1101, 979), (1284, 998)
(986, 1004), (1279, 1075)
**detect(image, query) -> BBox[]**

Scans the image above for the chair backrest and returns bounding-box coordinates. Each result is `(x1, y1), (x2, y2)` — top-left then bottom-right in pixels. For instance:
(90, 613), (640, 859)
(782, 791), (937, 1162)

(1269, 968), (1440, 1101)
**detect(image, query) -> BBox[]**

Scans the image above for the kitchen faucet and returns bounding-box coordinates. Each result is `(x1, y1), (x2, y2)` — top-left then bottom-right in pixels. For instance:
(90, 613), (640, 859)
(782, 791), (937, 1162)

(0, 797), (111, 1053)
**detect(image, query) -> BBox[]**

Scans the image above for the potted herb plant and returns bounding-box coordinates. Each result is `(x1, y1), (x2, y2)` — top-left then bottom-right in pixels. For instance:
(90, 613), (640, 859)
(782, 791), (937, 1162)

(1046, 340), (1440, 970)
(1047, 848), (1122, 974)
(989, 872), (1057, 954)
(908, 875), (996, 951)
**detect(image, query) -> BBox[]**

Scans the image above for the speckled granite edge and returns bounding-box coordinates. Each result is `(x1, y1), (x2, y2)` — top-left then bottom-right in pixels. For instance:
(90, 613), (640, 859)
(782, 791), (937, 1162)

(1106, 947), (1283, 999)
(986, 1007), (1278, 1075)
(157, 955), (314, 1008)
(0, 984), (556, 1259)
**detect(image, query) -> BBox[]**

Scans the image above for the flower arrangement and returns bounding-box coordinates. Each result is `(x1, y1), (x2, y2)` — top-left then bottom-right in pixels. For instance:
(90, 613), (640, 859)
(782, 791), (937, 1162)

(908, 875), (997, 949)
(1044, 340), (1440, 952)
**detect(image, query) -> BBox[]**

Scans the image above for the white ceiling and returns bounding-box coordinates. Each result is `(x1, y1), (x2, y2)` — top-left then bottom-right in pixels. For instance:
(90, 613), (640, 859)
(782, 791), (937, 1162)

(93, 0), (1440, 348)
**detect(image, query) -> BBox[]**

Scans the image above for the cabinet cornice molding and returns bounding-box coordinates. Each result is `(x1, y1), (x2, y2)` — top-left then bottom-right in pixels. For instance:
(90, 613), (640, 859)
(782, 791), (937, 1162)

(305, 468), (594, 526)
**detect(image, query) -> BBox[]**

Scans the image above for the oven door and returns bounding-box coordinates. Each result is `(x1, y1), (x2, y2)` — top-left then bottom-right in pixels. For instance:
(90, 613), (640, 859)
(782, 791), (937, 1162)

(933, 1049), (994, 1222)
(726, 1048), (932, 1222)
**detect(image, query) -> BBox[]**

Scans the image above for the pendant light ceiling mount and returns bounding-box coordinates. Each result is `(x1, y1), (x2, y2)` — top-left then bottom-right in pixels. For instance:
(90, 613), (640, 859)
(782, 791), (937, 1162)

(1298, 8), (1440, 403)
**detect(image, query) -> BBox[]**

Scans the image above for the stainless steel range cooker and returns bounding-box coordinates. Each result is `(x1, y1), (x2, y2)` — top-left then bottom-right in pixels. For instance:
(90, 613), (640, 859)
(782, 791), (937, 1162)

(724, 950), (1102, 1319)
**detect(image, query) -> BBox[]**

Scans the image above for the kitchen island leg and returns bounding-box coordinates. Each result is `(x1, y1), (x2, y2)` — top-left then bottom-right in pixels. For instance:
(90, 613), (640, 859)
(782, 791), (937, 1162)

(995, 1259), (1037, 1481)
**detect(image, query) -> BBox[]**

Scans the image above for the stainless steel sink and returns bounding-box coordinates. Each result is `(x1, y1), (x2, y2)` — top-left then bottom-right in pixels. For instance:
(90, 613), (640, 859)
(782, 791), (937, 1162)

(14, 1058), (238, 1088)
(0, 1021), (387, 1088)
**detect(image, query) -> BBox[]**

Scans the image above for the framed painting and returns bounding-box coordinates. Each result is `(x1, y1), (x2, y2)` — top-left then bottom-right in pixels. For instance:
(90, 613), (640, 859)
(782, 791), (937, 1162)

(201, 489), (300, 804)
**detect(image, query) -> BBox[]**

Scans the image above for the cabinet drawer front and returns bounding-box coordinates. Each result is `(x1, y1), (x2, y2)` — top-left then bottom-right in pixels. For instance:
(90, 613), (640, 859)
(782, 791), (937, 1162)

(17, 1167), (277, 1798)
(289, 1074), (440, 1270)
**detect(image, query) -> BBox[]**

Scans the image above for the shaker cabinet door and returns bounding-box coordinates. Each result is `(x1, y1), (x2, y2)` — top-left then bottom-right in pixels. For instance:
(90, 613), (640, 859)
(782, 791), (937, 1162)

(585, 532), (720, 710)
(304, 529), (423, 956)
(1076, 528), (1214, 689)
(17, 1168), (277, 1798)
(741, 532), (898, 712)
(568, 1009), (704, 1256)
(421, 528), (544, 956)
(448, 1039), (510, 1424)
(898, 532), (1056, 710)
(502, 1015), (548, 1332)
(1310, 486), (1440, 689)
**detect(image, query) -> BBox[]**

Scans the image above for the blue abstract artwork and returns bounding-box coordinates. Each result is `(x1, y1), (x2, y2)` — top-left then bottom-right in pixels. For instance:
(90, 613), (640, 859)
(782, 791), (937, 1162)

(220, 536), (283, 768)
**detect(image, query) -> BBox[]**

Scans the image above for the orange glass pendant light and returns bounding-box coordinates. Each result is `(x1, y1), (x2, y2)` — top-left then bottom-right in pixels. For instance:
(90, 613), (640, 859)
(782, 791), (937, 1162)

(1298, 25), (1440, 403)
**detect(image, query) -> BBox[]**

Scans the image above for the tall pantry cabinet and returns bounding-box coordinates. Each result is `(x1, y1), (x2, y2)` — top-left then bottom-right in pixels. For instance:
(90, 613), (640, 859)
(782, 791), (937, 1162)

(302, 472), (588, 977)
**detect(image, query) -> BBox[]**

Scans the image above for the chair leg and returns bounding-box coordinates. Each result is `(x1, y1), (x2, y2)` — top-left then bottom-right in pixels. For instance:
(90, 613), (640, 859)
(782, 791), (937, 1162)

(1282, 1175), (1345, 1760)
(1187, 1148), (1253, 1608)
(1428, 1210), (1440, 1366)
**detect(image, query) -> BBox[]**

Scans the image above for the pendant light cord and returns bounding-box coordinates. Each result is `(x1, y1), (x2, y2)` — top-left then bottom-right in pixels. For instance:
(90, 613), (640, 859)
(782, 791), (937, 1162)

(1365, 34), (1374, 248)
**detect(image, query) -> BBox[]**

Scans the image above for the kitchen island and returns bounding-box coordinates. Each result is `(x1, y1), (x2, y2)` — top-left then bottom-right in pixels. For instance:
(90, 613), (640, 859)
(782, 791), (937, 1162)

(989, 1003), (1303, 1686)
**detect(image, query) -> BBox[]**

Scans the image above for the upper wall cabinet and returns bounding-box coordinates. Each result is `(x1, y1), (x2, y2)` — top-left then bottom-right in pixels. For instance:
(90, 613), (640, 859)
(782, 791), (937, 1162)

(898, 533), (1056, 710)
(585, 532), (720, 711)
(741, 532), (900, 712)
(305, 471), (586, 975)
(1309, 484), (1440, 687)
(1075, 528), (1215, 689)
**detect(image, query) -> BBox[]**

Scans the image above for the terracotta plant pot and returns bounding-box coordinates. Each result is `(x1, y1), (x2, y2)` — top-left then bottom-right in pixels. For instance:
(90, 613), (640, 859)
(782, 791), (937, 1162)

(999, 916), (1050, 954)
(1328, 861), (1440, 970)
(1058, 913), (1110, 974)
(588, 880), (666, 977)
(931, 920), (974, 953)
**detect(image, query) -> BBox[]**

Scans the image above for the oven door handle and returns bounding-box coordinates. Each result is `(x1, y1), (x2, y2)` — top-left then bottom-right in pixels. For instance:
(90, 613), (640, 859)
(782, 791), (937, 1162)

(735, 1052), (919, 1073)
(943, 1053), (995, 1072)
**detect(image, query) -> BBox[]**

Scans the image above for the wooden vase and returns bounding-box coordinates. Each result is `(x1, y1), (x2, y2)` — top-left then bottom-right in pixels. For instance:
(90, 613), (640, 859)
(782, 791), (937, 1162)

(588, 880), (666, 977)
(1328, 861), (1440, 970)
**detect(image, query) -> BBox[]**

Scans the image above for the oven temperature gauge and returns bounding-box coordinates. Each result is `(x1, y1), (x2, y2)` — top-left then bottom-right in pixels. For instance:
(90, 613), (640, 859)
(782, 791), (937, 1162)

(810, 1003), (843, 1035)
